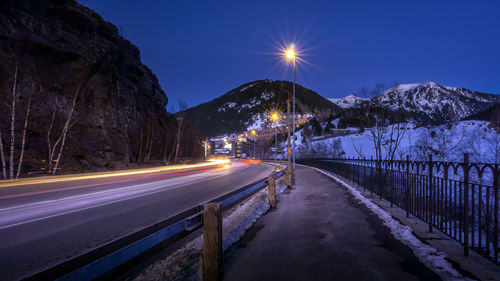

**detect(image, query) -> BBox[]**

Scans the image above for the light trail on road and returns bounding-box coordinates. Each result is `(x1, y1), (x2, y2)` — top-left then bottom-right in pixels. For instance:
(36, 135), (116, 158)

(0, 159), (230, 188)
(0, 159), (272, 280)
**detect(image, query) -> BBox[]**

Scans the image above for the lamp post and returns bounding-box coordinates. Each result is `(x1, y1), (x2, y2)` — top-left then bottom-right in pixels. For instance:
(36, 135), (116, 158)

(251, 130), (256, 159)
(285, 47), (296, 177)
(271, 112), (279, 159)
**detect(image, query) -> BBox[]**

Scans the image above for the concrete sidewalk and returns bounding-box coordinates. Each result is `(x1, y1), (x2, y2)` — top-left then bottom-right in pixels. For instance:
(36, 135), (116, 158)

(223, 166), (441, 281)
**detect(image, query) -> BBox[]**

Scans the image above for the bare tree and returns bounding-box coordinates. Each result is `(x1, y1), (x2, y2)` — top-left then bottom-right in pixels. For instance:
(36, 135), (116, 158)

(486, 129), (500, 163)
(357, 86), (370, 99)
(145, 126), (154, 163)
(163, 128), (169, 164)
(351, 137), (365, 159)
(0, 131), (6, 179)
(487, 109), (500, 163)
(433, 124), (465, 162)
(369, 115), (386, 162)
(331, 139), (343, 158)
(414, 124), (466, 162)
(371, 83), (387, 97)
(470, 126), (485, 162)
(173, 100), (187, 163)
(15, 92), (32, 179)
(383, 122), (405, 162)
(52, 67), (95, 175)
(52, 84), (79, 174)
(46, 94), (60, 172)
(9, 61), (19, 179)
(405, 127), (414, 159)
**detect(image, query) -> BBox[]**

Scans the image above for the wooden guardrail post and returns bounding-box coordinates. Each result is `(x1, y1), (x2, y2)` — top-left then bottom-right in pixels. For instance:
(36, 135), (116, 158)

(203, 202), (223, 281)
(268, 175), (276, 208)
(284, 167), (291, 188)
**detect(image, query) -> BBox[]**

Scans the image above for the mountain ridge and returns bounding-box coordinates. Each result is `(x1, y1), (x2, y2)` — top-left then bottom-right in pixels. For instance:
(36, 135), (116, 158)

(330, 82), (500, 125)
(184, 79), (341, 137)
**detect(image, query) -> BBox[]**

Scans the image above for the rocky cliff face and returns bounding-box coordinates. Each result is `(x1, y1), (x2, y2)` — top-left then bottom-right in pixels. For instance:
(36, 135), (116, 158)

(0, 0), (193, 174)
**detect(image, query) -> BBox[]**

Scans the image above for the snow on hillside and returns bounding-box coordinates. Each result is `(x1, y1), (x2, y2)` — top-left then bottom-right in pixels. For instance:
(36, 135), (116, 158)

(328, 94), (368, 108)
(330, 82), (500, 122)
(284, 121), (498, 163)
(246, 113), (267, 130)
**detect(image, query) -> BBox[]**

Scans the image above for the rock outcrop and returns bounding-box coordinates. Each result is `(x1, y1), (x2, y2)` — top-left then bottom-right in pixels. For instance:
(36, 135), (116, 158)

(0, 0), (197, 174)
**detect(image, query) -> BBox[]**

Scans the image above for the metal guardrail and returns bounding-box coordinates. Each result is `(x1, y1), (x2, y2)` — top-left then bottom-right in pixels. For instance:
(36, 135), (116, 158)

(23, 169), (284, 281)
(299, 156), (499, 265)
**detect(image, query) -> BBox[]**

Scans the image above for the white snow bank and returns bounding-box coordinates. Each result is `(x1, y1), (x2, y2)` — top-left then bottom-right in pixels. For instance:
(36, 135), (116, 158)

(312, 167), (472, 281)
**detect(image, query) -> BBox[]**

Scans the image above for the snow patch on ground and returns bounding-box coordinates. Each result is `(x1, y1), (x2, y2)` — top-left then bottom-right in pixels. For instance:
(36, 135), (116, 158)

(261, 91), (274, 100)
(312, 167), (472, 281)
(293, 120), (497, 163)
(134, 179), (287, 281)
(246, 113), (267, 131)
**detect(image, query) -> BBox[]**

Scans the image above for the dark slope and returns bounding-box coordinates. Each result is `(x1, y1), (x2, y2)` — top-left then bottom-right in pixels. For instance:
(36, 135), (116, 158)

(184, 79), (341, 137)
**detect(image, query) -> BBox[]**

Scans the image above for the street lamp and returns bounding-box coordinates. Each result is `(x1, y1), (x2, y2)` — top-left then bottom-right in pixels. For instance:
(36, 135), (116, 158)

(284, 46), (296, 176)
(271, 112), (278, 121)
(270, 112), (280, 159)
(251, 130), (257, 158)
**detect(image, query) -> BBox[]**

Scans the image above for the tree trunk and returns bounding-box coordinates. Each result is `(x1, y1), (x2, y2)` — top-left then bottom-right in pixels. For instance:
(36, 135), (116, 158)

(167, 133), (176, 165)
(0, 131), (6, 179)
(9, 62), (18, 180)
(163, 129), (168, 164)
(146, 127), (154, 163)
(138, 127), (144, 163)
(16, 94), (32, 179)
(47, 96), (59, 172)
(174, 116), (183, 163)
(52, 82), (81, 175)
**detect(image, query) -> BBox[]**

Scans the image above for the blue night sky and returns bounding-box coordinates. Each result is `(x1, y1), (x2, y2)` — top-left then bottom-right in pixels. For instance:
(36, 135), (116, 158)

(79, 0), (500, 110)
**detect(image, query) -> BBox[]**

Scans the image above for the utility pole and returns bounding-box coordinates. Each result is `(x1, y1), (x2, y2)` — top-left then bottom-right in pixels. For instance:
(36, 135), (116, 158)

(292, 58), (296, 170)
(287, 93), (291, 183)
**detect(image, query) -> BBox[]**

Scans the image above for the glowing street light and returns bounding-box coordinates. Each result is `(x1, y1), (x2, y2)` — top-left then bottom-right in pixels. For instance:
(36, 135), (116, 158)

(250, 130), (257, 158)
(269, 111), (280, 159)
(271, 112), (279, 121)
(284, 45), (297, 176)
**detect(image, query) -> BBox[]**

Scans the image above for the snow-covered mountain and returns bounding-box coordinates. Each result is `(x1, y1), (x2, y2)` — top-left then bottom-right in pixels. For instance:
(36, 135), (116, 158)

(184, 80), (341, 137)
(328, 95), (368, 109)
(332, 82), (500, 124)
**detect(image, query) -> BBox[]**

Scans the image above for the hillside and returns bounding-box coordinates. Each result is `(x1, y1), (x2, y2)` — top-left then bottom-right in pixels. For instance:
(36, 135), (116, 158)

(184, 79), (341, 137)
(0, 0), (200, 176)
(328, 95), (368, 109)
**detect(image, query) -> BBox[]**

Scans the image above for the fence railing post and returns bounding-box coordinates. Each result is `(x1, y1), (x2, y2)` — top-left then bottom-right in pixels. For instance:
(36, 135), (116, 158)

(406, 155), (410, 218)
(463, 153), (470, 257)
(203, 202), (223, 281)
(268, 175), (276, 208)
(428, 154), (433, 233)
(370, 156), (374, 196)
(442, 164), (449, 230)
(494, 164), (499, 264)
(379, 158), (383, 201)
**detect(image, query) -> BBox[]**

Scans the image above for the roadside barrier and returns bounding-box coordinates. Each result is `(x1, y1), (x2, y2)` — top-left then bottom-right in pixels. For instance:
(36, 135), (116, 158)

(23, 168), (285, 281)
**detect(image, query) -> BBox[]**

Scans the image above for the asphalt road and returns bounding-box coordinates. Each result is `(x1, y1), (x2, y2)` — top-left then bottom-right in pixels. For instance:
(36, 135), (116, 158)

(0, 160), (275, 280)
